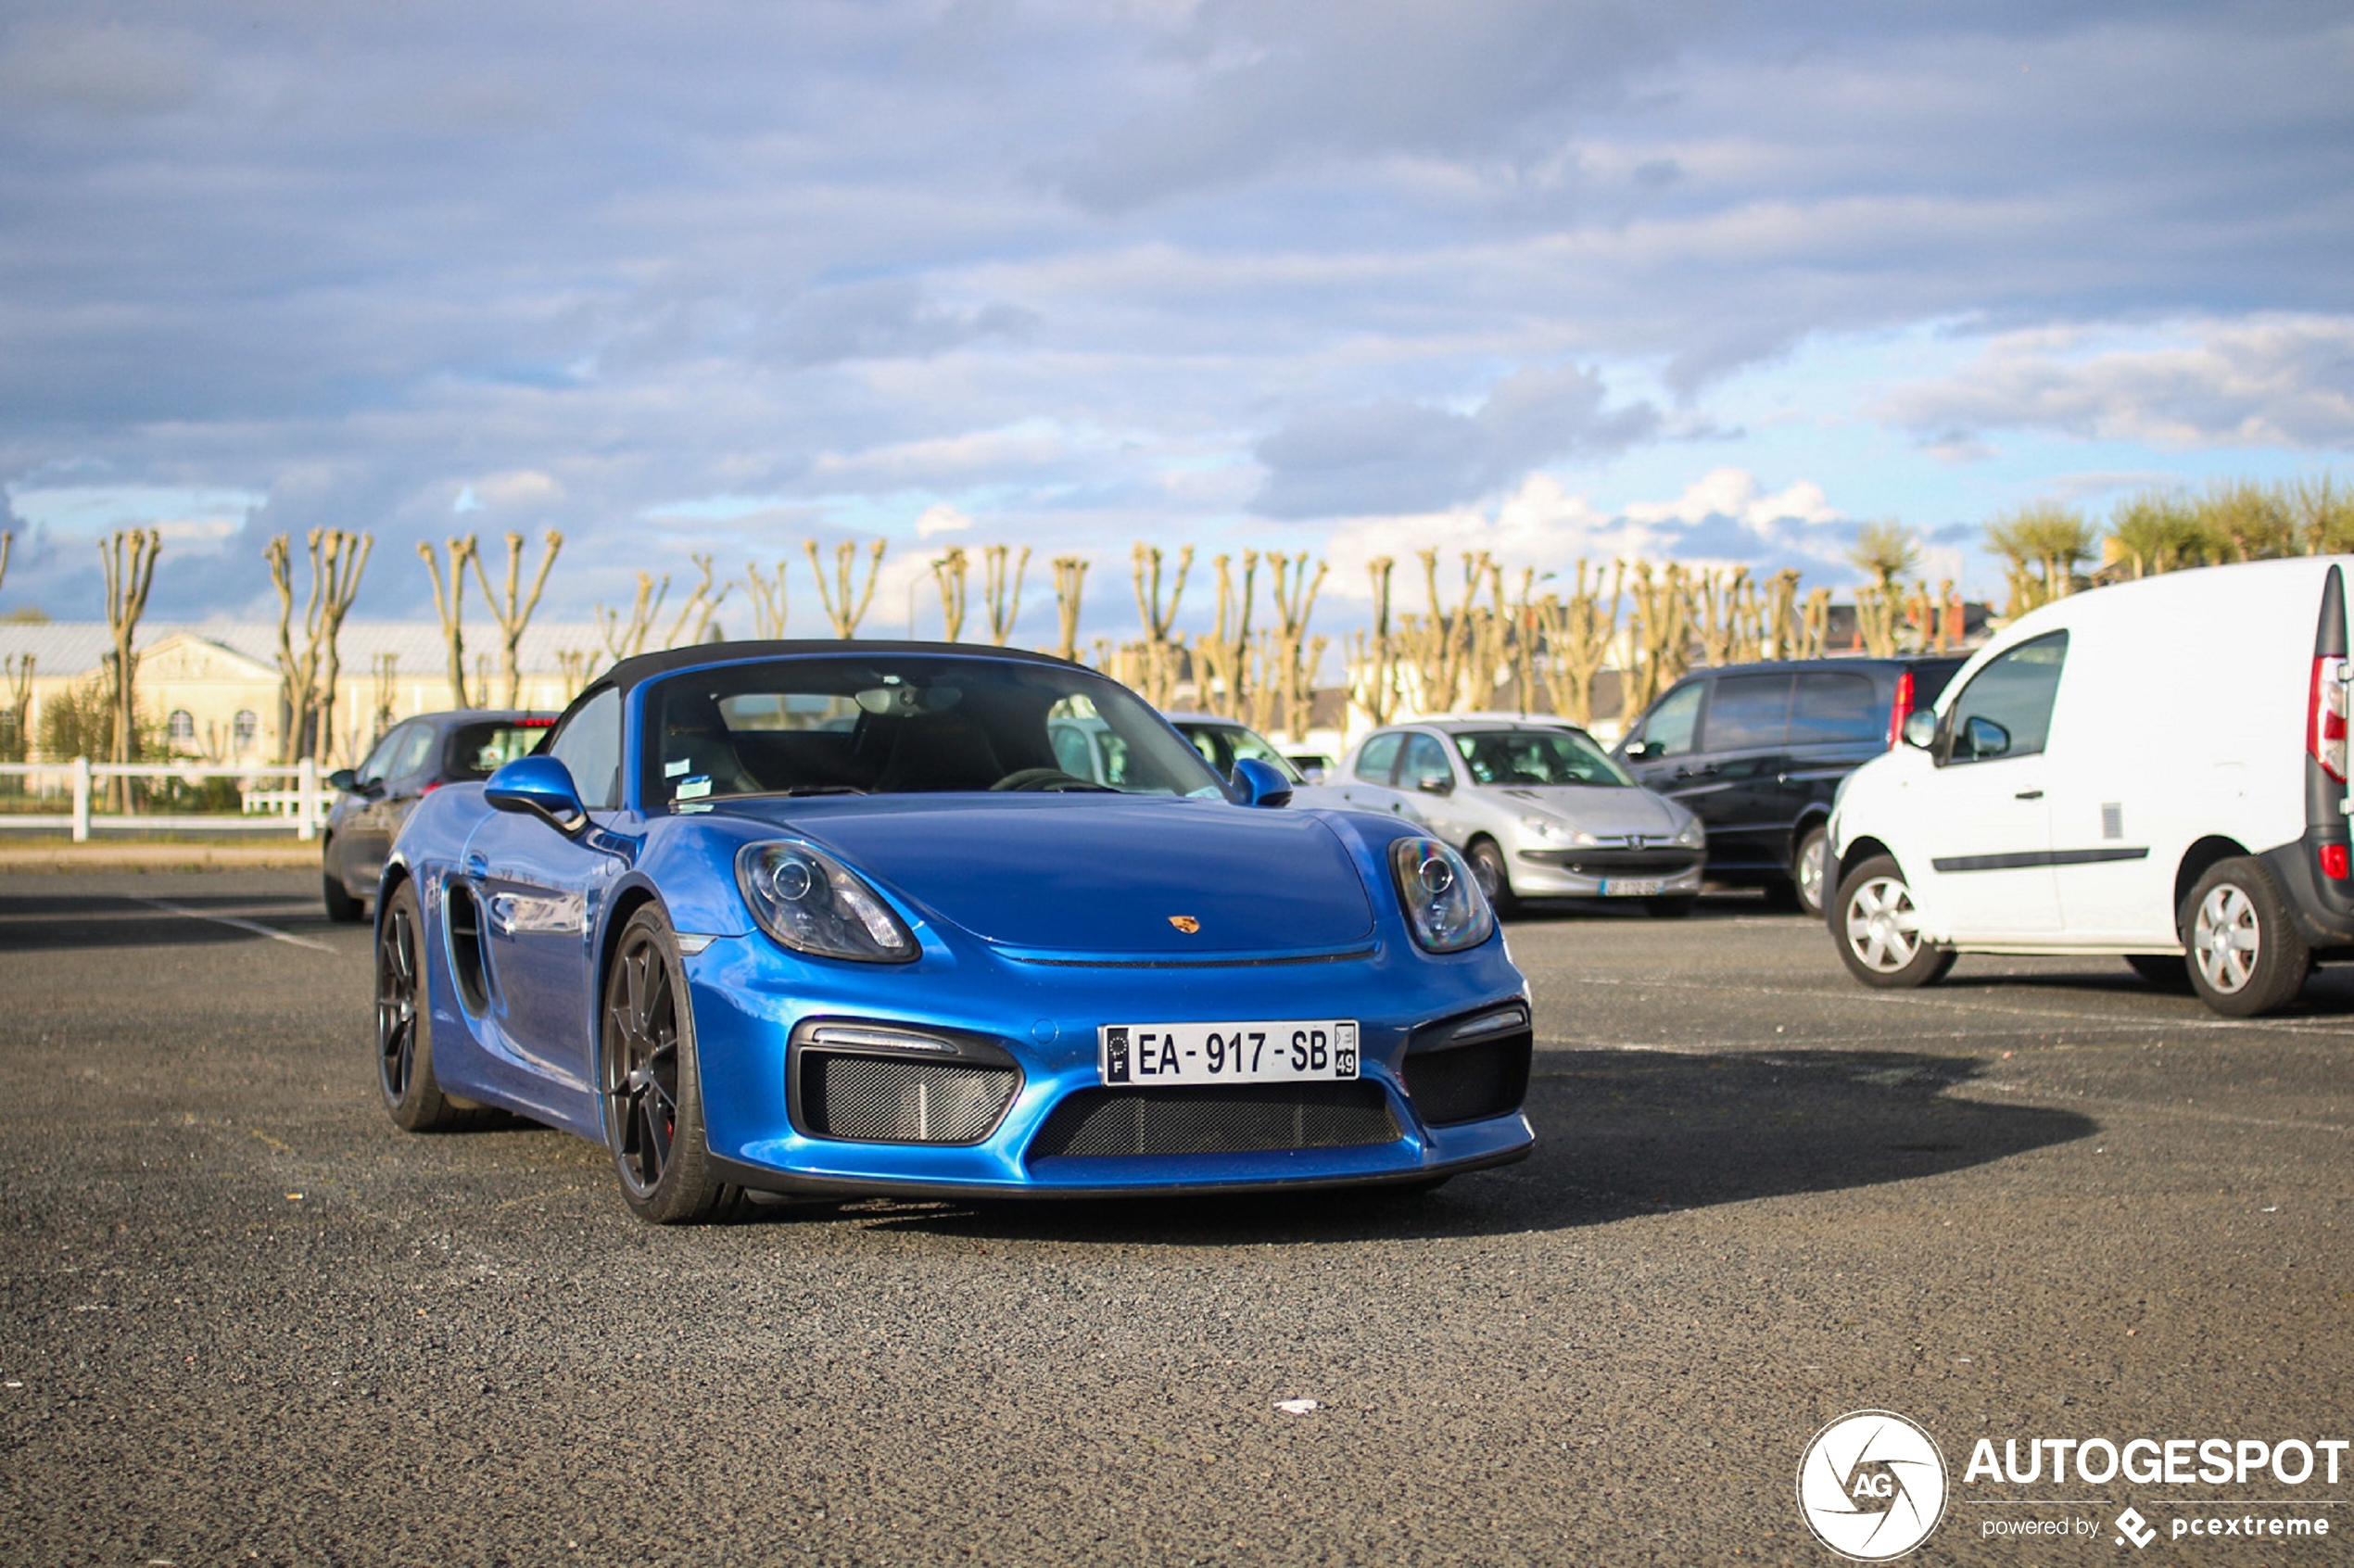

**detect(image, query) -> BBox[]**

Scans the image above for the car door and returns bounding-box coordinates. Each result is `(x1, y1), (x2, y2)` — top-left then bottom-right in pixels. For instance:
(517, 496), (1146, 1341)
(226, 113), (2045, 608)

(1619, 678), (1707, 804)
(342, 722), (436, 894)
(1393, 731), (1463, 839)
(461, 687), (624, 1087)
(1690, 672), (1793, 872)
(1911, 633), (2069, 937)
(1335, 731), (1408, 816)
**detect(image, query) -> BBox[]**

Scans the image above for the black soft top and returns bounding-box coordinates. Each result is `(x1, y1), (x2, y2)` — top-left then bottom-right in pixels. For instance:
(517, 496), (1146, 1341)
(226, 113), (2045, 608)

(597, 639), (1084, 696)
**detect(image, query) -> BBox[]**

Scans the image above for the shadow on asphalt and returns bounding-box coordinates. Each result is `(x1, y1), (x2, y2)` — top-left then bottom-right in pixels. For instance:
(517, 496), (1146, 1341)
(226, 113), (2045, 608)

(766, 1046), (2095, 1246)
(0, 892), (338, 951)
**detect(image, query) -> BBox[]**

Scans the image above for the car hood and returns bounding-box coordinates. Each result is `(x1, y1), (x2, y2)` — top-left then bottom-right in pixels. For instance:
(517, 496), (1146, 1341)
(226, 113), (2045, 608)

(736, 795), (1377, 956)
(1488, 785), (1687, 835)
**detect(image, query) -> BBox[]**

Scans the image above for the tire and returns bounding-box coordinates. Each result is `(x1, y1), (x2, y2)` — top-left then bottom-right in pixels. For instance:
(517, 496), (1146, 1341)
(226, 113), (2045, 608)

(1831, 854), (1955, 990)
(376, 880), (474, 1132)
(2182, 857), (2311, 1018)
(1466, 838), (1518, 917)
(1791, 825), (1829, 918)
(1646, 896), (1696, 919)
(2124, 954), (2193, 993)
(600, 904), (740, 1224)
(323, 861), (366, 924)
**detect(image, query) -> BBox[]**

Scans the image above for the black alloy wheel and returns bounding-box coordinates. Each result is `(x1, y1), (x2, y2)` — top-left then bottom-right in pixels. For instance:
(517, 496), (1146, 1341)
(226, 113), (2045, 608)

(376, 880), (471, 1131)
(600, 905), (737, 1223)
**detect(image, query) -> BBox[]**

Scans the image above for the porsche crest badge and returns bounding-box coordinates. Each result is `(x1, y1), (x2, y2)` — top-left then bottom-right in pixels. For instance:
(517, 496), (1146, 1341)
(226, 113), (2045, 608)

(1167, 915), (1201, 934)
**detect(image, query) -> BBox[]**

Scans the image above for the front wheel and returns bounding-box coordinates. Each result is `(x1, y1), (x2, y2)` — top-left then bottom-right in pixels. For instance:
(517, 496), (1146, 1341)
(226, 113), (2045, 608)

(1832, 854), (1955, 989)
(601, 904), (740, 1224)
(2182, 858), (2310, 1018)
(1466, 839), (1517, 917)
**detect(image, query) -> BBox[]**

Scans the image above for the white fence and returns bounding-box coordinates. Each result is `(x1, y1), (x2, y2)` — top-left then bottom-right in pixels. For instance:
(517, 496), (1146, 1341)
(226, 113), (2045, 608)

(0, 759), (335, 840)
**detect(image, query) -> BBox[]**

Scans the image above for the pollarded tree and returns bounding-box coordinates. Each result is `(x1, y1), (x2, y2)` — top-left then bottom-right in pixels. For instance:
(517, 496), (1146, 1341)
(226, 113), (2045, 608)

(418, 537), (481, 706)
(98, 528), (161, 805)
(467, 530), (562, 708)
(1984, 504), (2095, 618)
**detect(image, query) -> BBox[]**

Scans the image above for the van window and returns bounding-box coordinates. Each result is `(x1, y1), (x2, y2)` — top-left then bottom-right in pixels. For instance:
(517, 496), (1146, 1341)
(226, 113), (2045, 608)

(1945, 632), (2068, 764)
(1355, 732), (1404, 783)
(1791, 672), (1881, 745)
(1638, 681), (1704, 757)
(1703, 675), (1791, 750)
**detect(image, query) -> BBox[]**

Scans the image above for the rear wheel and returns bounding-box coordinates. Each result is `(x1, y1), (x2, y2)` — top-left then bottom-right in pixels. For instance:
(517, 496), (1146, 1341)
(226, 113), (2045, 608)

(1832, 854), (1955, 990)
(1466, 838), (1517, 917)
(1791, 825), (1829, 918)
(600, 904), (740, 1224)
(2182, 858), (2310, 1018)
(376, 880), (471, 1131)
(2124, 954), (2193, 993)
(323, 852), (365, 924)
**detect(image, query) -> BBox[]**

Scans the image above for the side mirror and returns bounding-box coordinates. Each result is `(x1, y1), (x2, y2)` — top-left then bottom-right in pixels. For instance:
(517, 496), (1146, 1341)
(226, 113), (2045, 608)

(1231, 756), (1294, 808)
(1961, 715), (2011, 760)
(1414, 771), (1455, 796)
(326, 768), (359, 792)
(1901, 710), (1938, 750)
(1623, 740), (1655, 762)
(486, 755), (589, 835)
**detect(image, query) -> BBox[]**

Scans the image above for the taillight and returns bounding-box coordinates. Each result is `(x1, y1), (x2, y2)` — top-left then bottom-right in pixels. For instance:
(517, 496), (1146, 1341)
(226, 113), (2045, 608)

(2309, 656), (2348, 783)
(1887, 668), (1916, 751)
(421, 780), (443, 795)
(2322, 843), (2350, 881)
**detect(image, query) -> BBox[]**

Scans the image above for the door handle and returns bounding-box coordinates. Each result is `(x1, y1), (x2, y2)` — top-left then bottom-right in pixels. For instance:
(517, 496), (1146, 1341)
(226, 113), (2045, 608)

(2014, 790), (2044, 801)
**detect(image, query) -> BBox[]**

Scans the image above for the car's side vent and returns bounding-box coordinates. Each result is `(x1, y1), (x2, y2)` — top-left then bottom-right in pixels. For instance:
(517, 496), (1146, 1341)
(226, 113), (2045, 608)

(445, 883), (491, 1014)
(1402, 1004), (1532, 1127)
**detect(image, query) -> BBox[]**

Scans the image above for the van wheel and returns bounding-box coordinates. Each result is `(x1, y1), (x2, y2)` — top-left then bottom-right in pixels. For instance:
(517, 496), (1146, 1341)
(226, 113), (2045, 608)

(1791, 825), (1829, 918)
(1832, 854), (1955, 989)
(1466, 839), (1518, 917)
(2123, 954), (2192, 993)
(2182, 858), (2310, 1018)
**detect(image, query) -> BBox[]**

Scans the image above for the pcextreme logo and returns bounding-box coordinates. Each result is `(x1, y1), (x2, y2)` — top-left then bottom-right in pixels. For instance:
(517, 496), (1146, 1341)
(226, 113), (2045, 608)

(1798, 1410), (1951, 1561)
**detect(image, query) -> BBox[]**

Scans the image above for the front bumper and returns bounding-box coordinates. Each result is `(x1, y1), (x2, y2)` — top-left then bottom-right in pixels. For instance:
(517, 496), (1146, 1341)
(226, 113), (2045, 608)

(1509, 845), (1703, 899)
(681, 930), (1536, 1196)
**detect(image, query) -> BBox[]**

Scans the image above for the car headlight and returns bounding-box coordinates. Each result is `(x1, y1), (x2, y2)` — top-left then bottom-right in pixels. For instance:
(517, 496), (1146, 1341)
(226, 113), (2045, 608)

(1518, 815), (1599, 845)
(736, 841), (918, 964)
(1673, 816), (1705, 849)
(1388, 836), (1495, 954)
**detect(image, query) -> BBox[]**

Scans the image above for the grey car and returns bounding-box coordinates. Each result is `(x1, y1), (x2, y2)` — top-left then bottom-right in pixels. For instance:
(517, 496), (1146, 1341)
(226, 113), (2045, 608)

(1329, 719), (1706, 916)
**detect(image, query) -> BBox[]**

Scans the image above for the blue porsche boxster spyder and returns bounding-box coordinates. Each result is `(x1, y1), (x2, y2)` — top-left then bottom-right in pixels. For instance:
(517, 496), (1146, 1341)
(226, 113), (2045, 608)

(374, 641), (1535, 1221)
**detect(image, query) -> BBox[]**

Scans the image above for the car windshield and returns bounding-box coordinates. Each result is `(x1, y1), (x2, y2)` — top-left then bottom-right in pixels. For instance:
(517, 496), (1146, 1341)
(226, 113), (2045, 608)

(641, 654), (1226, 807)
(445, 720), (554, 781)
(1177, 722), (1304, 784)
(1454, 728), (1631, 787)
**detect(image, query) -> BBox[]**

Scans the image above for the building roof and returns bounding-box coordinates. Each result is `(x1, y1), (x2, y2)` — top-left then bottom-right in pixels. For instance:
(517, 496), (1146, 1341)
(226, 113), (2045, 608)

(0, 620), (612, 678)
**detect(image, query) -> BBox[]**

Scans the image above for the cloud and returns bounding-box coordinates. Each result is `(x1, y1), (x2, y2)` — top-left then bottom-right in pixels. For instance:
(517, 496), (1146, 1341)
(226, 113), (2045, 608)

(914, 503), (972, 539)
(766, 279), (1038, 367)
(1252, 365), (1659, 519)
(1873, 316), (2354, 451)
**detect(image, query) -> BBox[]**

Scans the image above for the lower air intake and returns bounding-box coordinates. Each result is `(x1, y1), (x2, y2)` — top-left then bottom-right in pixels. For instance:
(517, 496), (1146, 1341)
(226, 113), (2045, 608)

(1401, 1031), (1531, 1127)
(1030, 1081), (1399, 1158)
(802, 1052), (1018, 1144)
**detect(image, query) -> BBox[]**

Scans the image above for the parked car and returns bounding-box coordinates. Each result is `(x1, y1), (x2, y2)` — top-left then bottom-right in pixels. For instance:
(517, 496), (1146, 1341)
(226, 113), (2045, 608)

(1827, 557), (2354, 1017)
(1163, 712), (1306, 785)
(1330, 718), (1704, 916)
(322, 709), (557, 921)
(376, 641), (1535, 1221)
(1614, 655), (1966, 915)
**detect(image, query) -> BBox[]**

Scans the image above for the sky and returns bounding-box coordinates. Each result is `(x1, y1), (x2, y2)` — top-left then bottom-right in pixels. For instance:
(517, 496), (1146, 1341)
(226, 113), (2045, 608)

(1, 0), (2349, 642)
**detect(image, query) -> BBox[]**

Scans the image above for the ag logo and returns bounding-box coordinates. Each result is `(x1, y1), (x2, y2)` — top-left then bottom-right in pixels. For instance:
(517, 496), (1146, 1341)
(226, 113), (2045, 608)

(1797, 1410), (1948, 1561)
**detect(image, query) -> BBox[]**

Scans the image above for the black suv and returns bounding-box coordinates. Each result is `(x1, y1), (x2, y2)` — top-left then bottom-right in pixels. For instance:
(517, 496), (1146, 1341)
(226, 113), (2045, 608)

(1612, 656), (1966, 914)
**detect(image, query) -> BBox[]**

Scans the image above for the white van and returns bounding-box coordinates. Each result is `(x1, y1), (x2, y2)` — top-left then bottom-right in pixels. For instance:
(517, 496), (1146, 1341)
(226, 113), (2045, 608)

(1825, 557), (2354, 1017)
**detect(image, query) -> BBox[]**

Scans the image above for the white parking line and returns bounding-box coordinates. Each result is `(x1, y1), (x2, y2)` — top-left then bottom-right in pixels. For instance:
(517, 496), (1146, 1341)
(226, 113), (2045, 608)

(1562, 973), (2354, 1037)
(129, 896), (335, 953)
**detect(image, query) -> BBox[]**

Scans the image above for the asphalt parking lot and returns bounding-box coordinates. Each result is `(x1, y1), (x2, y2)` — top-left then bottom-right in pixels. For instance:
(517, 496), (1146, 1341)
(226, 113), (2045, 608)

(2, 871), (2348, 1566)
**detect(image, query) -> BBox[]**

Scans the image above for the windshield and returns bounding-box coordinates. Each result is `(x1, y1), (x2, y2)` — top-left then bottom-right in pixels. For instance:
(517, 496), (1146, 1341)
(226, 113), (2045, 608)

(1454, 727), (1631, 787)
(1176, 722), (1304, 784)
(445, 720), (554, 781)
(640, 654), (1225, 807)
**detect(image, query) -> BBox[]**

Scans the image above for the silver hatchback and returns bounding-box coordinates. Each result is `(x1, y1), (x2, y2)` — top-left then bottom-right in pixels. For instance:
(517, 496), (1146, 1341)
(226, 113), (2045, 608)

(1330, 720), (1706, 915)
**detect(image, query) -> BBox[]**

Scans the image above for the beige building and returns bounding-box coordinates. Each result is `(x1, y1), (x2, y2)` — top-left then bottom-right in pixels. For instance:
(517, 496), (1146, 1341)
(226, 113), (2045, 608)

(0, 620), (610, 767)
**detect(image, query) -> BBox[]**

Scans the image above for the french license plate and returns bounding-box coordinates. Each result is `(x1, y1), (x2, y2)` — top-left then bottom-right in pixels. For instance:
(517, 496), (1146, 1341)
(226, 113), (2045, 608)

(1600, 878), (1665, 897)
(1100, 1020), (1360, 1085)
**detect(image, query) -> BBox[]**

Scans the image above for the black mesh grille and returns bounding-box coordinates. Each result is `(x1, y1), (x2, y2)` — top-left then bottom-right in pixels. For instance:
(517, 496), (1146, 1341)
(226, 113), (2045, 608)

(802, 1053), (1018, 1144)
(1029, 1081), (1399, 1158)
(1402, 1033), (1531, 1127)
